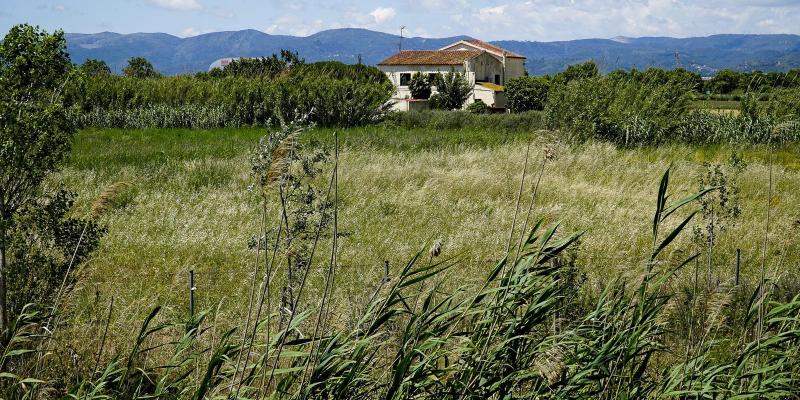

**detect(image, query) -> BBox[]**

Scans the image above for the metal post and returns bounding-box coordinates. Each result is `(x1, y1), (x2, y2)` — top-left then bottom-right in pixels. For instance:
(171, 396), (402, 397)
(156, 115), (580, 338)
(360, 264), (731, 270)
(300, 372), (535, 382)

(735, 249), (741, 286)
(189, 269), (195, 318)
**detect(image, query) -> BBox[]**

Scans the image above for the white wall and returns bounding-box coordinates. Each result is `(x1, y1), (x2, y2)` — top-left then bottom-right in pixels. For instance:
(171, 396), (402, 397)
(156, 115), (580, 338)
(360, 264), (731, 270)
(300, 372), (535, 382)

(467, 52), (504, 84)
(505, 58), (526, 81)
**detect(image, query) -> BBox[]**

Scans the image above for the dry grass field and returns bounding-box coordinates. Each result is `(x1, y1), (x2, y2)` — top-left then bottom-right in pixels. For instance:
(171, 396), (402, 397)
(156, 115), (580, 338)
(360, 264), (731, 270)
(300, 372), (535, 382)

(54, 126), (800, 361)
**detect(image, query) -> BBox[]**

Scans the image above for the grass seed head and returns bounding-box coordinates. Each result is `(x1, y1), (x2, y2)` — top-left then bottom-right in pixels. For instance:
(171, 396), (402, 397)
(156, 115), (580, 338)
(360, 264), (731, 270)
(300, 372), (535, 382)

(430, 239), (443, 258)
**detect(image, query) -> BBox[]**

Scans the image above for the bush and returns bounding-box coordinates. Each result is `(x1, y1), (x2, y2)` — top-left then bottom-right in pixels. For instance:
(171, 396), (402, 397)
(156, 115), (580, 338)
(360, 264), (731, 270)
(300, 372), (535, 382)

(408, 72), (432, 99)
(433, 71), (472, 110)
(506, 76), (550, 112)
(545, 76), (693, 145)
(467, 99), (488, 114)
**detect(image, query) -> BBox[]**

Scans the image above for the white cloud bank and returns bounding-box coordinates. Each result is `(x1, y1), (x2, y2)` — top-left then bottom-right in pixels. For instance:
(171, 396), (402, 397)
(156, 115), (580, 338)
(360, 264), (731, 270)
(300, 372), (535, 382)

(370, 7), (396, 24)
(147, 0), (202, 11)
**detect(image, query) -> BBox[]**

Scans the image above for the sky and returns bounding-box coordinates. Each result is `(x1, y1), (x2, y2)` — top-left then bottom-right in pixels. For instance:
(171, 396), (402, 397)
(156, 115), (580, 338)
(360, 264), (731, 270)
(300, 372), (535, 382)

(2, 0), (800, 41)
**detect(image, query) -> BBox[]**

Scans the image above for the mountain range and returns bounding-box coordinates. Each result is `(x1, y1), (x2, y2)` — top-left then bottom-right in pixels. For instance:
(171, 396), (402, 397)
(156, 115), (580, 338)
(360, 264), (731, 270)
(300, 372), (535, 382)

(64, 28), (800, 76)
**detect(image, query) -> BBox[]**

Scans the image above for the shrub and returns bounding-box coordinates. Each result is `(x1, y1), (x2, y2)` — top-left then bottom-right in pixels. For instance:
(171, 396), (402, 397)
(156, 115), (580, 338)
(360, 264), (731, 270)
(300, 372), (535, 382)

(506, 76), (550, 112)
(408, 72), (432, 99)
(545, 76), (693, 145)
(467, 99), (488, 114)
(432, 71), (472, 110)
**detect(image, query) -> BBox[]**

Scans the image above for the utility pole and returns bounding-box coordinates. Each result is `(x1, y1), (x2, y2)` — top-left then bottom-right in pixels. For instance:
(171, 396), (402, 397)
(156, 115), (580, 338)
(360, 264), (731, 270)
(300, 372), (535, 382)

(399, 26), (406, 52)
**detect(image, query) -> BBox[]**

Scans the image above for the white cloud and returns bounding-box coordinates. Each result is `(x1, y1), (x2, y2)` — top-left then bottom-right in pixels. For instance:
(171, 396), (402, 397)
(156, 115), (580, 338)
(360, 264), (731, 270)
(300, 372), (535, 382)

(147, 0), (202, 11)
(369, 7), (396, 24)
(265, 15), (340, 36)
(477, 5), (507, 18)
(53, 4), (66, 12)
(179, 27), (201, 37)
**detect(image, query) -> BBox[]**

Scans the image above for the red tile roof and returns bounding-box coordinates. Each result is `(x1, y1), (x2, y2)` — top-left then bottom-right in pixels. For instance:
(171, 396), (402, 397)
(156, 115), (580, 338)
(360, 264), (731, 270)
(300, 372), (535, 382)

(443, 39), (525, 59)
(377, 50), (483, 65)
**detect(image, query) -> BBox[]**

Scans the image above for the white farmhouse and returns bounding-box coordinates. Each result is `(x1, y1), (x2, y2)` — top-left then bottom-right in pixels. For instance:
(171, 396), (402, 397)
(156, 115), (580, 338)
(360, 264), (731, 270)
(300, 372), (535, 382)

(377, 39), (526, 111)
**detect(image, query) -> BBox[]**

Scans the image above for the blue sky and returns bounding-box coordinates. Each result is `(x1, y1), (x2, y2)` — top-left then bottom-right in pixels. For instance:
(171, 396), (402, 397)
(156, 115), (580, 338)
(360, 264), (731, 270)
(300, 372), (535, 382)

(2, 0), (800, 41)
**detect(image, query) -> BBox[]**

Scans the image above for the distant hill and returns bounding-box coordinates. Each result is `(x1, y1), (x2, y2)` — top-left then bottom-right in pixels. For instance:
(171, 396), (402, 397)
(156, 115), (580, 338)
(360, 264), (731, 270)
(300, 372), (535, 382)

(64, 28), (800, 76)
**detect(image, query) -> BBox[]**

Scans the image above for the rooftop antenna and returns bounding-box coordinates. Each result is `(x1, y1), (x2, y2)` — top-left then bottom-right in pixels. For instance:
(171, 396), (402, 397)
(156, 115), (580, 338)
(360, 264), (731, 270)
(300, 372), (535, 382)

(399, 26), (406, 52)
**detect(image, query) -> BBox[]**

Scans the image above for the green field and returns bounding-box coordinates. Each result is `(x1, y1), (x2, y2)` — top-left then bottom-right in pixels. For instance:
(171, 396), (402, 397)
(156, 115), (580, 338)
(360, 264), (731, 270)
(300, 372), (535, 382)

(56, 126), (800, 359)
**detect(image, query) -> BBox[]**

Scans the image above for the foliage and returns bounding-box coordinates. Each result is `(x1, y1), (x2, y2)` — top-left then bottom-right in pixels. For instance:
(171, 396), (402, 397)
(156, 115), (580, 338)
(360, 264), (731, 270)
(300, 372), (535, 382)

(552, 60), (599, 84)
(122, 57), (159, 79)
(0, 23), (76, 331)
(430, 71), (471, 110)
(79, 59), (111, 78)
(610, 67), (704, 91)
(408, 72), (432, 99)
(67, 62), (394, 128)
(708, 69), (740, 94)
(545, 75), (694, 145)
(763, 88), (800, 119)
(216, 50), (303, 78)
(290, 61), (389, 84)
(6, 190), (104, 318)
(466, 99), (488, 114)
(506, 76), (550, 112)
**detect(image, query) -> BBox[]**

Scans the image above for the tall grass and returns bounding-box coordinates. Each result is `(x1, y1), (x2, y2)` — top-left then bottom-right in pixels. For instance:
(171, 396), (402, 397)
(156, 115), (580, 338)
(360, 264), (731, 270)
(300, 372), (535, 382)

(6, 126), (800, 398)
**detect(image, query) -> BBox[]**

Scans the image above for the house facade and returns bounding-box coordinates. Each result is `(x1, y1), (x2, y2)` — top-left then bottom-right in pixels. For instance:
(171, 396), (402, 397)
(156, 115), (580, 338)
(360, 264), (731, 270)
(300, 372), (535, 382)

(377, 39), (526, 111)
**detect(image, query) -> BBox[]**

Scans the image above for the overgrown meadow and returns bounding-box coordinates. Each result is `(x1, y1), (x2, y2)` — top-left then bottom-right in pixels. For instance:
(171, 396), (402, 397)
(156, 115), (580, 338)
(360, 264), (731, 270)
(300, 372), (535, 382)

(32, 125), (799, 398)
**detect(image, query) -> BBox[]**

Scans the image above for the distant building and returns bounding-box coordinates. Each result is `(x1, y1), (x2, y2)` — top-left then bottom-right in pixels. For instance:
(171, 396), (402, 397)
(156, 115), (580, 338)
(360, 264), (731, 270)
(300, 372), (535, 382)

(208, 57), (240, 71)
(377, 39), (526, 111)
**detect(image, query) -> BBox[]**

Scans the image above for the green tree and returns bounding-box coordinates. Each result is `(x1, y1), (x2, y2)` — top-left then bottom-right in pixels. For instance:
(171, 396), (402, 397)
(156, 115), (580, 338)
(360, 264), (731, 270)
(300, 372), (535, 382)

(123, 56), (159, 78)
(222, 50), (304, 78)
(506, 76), (550, 112)
(0, 24), (81, 332)
(408, 72), (432, 99)
(431, 71), (472, 110)
(553, 61), (599, 84)
(80, 58), (112, 77)
(708, 69), (740, 94)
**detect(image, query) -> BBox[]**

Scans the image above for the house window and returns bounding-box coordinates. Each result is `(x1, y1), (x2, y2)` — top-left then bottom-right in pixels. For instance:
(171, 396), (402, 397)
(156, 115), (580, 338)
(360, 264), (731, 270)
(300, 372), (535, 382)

(494, 74), (501, 85)
(399, 73), (411, 86)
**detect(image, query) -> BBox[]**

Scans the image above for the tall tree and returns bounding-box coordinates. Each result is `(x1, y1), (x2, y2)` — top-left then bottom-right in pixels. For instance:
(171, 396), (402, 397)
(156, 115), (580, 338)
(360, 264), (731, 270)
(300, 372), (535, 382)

(0, 24), (74, 332)
(80, 58), (112, 77)
(123, 56), (160, 78)
(432, 71), (472, 110)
